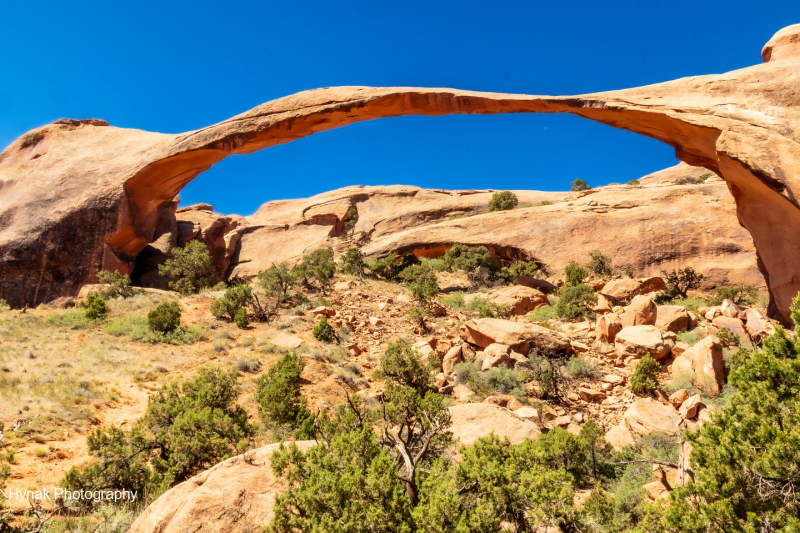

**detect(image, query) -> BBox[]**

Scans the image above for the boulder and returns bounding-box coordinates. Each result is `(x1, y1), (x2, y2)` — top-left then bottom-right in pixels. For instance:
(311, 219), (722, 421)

(600, 279), (642, 301)
(515, 276), (557, 294)
(595, 313), (623, 344)
(704, 307), (722, 320)
(670, 336), (725, 395)
(656, 306), (690, 333)
(668, 389), (689, 409)
(643, 480), (670, 501)
(481, 343), (513, 370)
(271, 333), (304, 349)
(461, 318), (571, 356)
(620, 295), (658, 328)
(602, 374), (625, 385)
(614, 326), (676, 360)
(129, 441), (316, 533)
(464, 285), (548, 316)
(311, 306), (336, 317)
(623, 399), (682, 437)
(671, 342), (690, 359)
(720, 299), (743, 318)
(441, 345), (462, 375)
(578, 387), (606, 403)
(604, 425), (636, 451)
(514, 407), (540, 420)
(594, 293), (614, 314)
(638, 276), (667, 295)
(743, 308), (777, 340)
(712, 316), (753, 348)
(449, 403), (541, 446)
(680, 394), (703, 419)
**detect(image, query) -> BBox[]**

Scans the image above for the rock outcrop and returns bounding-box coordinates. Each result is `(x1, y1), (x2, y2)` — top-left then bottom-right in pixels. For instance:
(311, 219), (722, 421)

(2, 25), (800, 324)
(129, 441), (316, 533)
(449, 403), (541, 446)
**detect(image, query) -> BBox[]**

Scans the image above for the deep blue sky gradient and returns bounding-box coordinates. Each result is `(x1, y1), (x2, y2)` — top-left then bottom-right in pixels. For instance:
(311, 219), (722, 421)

(1, 1), (796, 214)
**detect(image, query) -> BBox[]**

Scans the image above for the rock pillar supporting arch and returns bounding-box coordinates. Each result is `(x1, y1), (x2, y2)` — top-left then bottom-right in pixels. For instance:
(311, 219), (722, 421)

(1, 25), (799, 323)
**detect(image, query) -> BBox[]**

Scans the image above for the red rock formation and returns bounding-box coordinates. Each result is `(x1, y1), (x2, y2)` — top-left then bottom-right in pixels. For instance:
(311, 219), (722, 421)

(0, 25), (798, 322)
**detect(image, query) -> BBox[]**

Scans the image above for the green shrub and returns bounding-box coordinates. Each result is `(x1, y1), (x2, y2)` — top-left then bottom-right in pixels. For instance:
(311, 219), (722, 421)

(441, 244), (494, 273)
(158, 240), (216, 295)
(480, 367), (526, 396)
(63, 367), (252, 497)
(373, 341), (434, 392)
(664, 371), (697, 395)
(565, 357), (600, 380)
(255, 352), (315, 439)
(148, 301), (181, 333)
(710, 284), (757, 307)
(564, 261), (589, 285)
(399, 264), (439, 305)
(105, 315), (205, 344)
(293, 247), (335, 292)
(675, 173), (711, 185)
(96, 270), (136, 300)
(571, 178), (591, 191)
(84, 293), (109, 321)
(338, 248), (367, 280)
(676, 329), (707, 347)
(312, 316), (336, 343)
(406, 306), (432, 331)
(439, 291), (465, 309)
(554, 283), (596, 319)
(47, 308), (93, 329)
(488, 191), (519, 212)
(211, 284), (252, 321)
(669, 296), (709, 312)
(466, 297), (512, 318)
(626, 179), (641, 186)
(499, 260), (544, 281)
(629, 354), (660, 394)
(661, 267), (704, 300)
(586, 250), (612, 277)
(258, 263), (297, 302)
(234, 308), (249, 329)
(529, 304), (557, 322)
(716, 327), (741, 347)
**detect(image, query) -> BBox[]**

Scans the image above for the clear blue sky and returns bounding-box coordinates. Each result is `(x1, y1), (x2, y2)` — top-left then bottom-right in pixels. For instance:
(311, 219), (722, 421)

(1, 1), (796, 215)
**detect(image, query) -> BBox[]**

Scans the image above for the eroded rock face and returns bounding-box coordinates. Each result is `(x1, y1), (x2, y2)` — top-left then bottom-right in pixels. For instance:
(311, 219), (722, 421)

(449, 403), (541, 446)
(129, 441), (316, 533)
(2, 25), (800, 323)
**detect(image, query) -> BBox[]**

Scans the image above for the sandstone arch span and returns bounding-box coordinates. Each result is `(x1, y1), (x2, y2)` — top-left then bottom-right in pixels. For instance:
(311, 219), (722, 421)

(1, 24), (799, 322)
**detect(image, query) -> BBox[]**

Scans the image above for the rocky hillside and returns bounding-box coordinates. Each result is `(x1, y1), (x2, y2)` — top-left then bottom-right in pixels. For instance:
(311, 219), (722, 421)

(149, 162), (763, 292)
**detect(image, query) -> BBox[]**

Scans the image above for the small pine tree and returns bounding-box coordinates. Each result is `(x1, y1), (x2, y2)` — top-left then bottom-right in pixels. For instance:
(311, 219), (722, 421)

(254, 352), (314, 439)
(339, 248), (367, 281)
(555, 283), (597, 319)
(629, 354), (661, 395)
(258, 263), (297, 302)
(661, 267), (704, 300)
(96, 270), (136, 299)
(148, 301), (181, 333)
(234, 308), (249, 329)
(564, 261), (589, 285)
(84, 292), (108, 321)
(158, 240), (216, 295)
(586, 250), (612, 277)
(571, 178), (591, 191)
(312, 316), (336, 343)
(488, 191), (519, 212)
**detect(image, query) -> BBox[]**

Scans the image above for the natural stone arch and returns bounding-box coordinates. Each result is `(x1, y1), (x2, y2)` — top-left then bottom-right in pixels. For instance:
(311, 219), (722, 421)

(0, 24), (799, 322)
